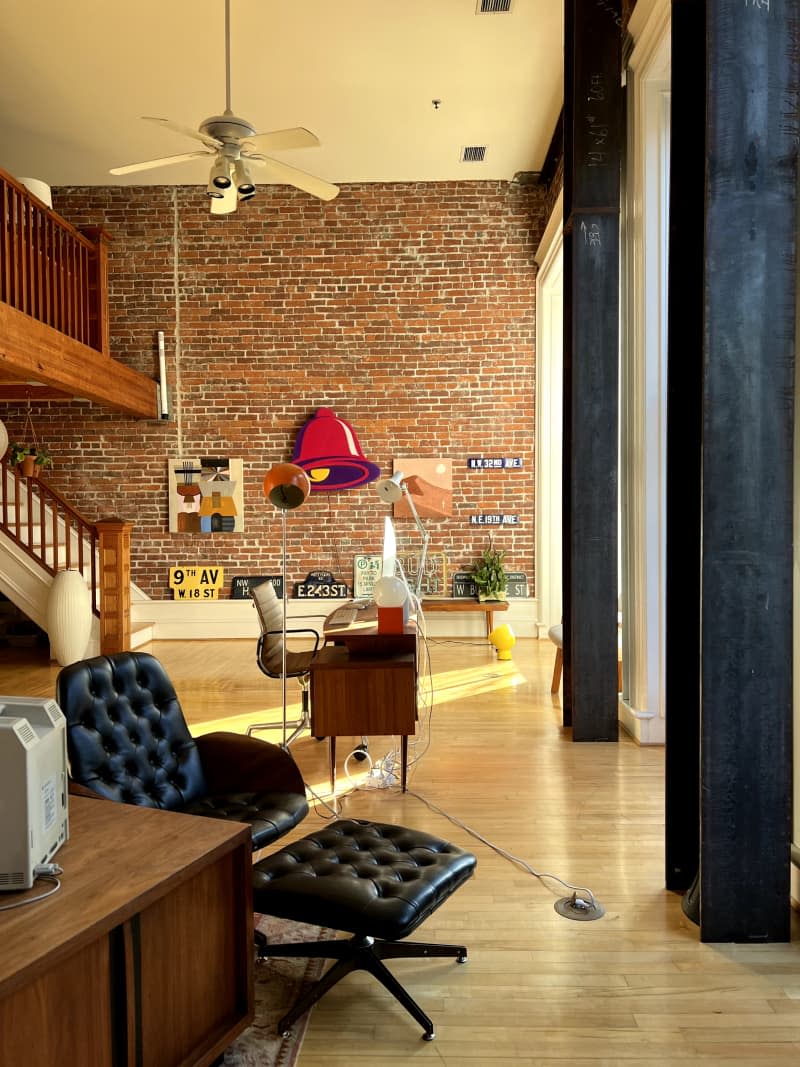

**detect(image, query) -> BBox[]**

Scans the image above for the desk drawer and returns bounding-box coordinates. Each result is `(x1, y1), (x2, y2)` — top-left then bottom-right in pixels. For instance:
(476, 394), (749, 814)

(311, 651), (416, 737)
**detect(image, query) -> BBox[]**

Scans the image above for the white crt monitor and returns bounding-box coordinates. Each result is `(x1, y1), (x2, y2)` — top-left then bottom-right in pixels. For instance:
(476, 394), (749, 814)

(0, 696), (69, 890)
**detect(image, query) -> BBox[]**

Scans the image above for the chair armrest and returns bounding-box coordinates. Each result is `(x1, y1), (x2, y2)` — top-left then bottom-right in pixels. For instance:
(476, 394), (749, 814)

(194, 731), (306, 796)
(266, 627), (321, 652)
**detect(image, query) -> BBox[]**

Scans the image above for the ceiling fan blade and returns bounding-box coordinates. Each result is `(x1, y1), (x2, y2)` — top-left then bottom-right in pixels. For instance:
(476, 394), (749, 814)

(110, 150), (212, 176)
(210, 183), (238, 215)
(240, 127), (320, 154)
(142, 116), (222, 150)
(246, 155), (339, 201)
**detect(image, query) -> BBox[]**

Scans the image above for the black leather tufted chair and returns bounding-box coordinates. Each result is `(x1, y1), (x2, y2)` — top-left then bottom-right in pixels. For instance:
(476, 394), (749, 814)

(252, 819), (477, 1041)
(56, 651), (308, 849)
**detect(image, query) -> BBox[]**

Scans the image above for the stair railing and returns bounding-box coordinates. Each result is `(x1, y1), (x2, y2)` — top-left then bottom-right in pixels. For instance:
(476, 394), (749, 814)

(0, 457), (100, 614)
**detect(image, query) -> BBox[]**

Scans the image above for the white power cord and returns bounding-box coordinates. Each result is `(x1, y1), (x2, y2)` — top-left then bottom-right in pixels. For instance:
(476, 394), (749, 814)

(0, 864), (63, 911)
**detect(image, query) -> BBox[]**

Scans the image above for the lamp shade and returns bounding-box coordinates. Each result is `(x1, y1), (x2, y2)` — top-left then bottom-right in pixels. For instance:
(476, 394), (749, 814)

(489, 624), (516, 661)
(375, 472), (406, 504)
(292, 408), (380, 490)
(262, 463), (311, 510)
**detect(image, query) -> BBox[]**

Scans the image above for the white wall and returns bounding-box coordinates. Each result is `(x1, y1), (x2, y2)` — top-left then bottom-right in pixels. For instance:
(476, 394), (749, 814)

(618, 0), (670, 744)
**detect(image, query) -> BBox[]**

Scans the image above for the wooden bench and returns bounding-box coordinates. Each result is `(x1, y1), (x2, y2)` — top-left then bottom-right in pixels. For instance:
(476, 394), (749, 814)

(420, 597), (509, 638)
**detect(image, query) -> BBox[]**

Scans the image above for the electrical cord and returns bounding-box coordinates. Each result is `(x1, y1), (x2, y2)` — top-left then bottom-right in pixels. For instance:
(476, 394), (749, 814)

(0, 865), (63, 911)
(406, 790), (600, 910)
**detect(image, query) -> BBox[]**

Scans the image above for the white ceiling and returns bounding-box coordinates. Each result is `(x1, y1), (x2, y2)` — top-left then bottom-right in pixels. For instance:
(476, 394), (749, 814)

(0, 0), (563, 193)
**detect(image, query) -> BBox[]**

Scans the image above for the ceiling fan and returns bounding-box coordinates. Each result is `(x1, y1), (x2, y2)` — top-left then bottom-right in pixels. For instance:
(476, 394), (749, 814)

(109, 0), (339, 214)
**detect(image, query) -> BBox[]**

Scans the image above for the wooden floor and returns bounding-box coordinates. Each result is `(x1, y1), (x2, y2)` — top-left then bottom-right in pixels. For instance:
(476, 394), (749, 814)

(2, 635), (799, 1065)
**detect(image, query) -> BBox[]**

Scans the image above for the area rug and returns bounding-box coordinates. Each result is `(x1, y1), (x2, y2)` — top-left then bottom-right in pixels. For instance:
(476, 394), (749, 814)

(224, 915), (332, 1067)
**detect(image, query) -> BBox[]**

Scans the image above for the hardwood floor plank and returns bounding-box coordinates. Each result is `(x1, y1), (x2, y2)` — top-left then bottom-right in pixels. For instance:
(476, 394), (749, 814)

(1, 634), (798, 1064)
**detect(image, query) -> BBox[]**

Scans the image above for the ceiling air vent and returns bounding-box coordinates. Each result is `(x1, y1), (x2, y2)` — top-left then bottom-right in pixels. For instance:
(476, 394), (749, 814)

(461, 145), (488, 163)
(477, 0), (513, 12)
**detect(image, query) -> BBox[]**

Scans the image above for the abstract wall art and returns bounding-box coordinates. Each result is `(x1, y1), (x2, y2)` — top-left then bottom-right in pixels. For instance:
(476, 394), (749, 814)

(168, 456), (244, 534)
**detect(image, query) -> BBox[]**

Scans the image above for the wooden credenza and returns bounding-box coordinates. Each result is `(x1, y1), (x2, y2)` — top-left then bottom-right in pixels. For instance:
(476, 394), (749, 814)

(0, 796), (254, 1067)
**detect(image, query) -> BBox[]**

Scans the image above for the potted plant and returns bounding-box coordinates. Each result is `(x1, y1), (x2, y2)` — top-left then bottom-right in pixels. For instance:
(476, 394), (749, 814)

(470, 541), (508, 602)
(8, 442), (53, 478)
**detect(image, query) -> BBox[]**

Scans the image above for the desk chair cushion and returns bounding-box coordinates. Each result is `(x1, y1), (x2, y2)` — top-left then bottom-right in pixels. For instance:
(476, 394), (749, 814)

(252, 581), (318, 677)
(252, 819), (477, 941)
(57, 652), (308, 849)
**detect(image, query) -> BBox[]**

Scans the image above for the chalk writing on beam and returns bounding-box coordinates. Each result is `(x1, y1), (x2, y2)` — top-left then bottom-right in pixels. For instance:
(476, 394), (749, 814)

(580, 221), (602, 248)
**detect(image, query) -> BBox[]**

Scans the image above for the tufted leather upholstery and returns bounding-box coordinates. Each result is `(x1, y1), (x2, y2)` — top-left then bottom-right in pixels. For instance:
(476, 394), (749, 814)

(253, 819), (477, 1039)
(253, 819), (476, 940)
(56, 652), (308, 849)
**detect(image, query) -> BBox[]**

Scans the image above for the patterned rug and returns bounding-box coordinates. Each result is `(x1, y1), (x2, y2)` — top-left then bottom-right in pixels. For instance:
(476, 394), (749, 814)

(224, 915), (332, 1067)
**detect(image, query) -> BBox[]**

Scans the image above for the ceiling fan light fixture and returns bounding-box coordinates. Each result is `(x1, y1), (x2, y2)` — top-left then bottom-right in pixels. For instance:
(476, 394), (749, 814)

(234, 158), (256, 198)
(209, 154), (232, 190)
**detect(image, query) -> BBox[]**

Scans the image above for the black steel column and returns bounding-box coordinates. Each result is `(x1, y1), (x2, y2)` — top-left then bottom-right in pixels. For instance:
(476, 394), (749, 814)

(698, 0), (797, 941)
(665, 0), (705, 894)
(562, 0), (622, 740)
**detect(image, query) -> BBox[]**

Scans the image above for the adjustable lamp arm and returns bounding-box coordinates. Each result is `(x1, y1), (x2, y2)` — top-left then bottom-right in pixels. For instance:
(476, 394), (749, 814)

(402, 485), (430, 598)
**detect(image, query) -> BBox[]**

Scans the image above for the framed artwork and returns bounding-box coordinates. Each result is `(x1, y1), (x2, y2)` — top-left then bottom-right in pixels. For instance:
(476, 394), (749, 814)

(392, 458), (452, 519)
(168, 456), (244, 534)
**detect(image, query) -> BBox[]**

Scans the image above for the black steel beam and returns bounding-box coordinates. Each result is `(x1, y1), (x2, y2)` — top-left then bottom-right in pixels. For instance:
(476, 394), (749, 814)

(562, 0), (623, 740)
(698, 0), (797, 941)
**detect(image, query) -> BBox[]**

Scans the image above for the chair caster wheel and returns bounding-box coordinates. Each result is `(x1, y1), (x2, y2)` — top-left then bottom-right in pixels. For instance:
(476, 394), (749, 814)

(422, 1031), (436, 1042)
(353, 741), (369, 762)
(457, 954), (468, 964)
(281, 1028), (293, 1039)
(314, 736), (325, 742)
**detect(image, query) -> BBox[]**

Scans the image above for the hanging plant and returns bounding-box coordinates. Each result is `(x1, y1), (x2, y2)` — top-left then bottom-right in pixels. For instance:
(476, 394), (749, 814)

(470, 540), (508, 602)
(8, 408), (53, 477)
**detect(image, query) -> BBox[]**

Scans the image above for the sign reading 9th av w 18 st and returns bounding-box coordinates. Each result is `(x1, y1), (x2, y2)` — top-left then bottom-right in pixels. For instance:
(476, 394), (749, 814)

(169, 566), (225, 599)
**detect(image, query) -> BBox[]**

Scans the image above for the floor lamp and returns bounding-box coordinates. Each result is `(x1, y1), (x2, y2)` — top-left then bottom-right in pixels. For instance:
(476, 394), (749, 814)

(262, 462), (311, 748)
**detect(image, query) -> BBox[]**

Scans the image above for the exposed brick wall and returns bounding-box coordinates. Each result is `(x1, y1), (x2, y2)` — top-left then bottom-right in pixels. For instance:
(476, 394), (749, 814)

(3, 181), (545, 601)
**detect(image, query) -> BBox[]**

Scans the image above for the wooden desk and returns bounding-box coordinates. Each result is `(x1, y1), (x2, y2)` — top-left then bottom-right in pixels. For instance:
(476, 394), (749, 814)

(421, 596), (509, 637)
(312, 617), (417, 792)
(0, 796), (253, 1067)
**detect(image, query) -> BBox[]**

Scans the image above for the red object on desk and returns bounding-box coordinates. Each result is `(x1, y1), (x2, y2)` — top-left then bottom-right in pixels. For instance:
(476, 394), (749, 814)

(377, 604), (408, 634)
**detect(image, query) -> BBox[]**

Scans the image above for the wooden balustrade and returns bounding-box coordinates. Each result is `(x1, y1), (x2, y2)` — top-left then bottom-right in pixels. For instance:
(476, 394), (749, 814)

(0, 459), (133, 653)
(0, 168), (109, 354)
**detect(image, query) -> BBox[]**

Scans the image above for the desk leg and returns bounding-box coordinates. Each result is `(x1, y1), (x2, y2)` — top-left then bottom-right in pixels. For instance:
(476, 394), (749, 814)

(401, 735), (408, 793)
(486, 609), (494, 637)
(328, 736), (336, 794)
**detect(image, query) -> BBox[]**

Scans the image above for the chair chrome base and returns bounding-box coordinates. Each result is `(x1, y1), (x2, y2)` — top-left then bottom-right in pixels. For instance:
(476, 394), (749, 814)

(246, 681), (310, 746)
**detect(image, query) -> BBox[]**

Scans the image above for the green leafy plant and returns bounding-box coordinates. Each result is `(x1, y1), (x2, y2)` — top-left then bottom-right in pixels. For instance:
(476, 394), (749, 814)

(470, 541), (508, 602)
(7, 442), (53, 470)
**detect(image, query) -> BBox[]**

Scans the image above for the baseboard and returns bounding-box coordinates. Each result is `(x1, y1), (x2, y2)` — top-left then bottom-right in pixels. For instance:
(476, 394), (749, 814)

(131, 597), (541, 641)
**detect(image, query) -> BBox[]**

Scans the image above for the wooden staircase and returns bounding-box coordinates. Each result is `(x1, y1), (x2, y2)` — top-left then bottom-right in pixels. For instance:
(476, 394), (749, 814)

(0, 457), (133, 656)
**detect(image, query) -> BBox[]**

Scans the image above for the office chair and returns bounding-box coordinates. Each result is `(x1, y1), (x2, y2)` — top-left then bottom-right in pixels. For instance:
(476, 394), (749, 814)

(246, 580), (321, 745)
(56, 651), (309, 850)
